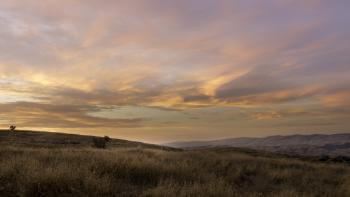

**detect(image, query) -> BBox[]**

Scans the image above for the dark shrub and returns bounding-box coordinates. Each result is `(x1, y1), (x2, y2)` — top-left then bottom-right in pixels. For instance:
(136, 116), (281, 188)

(319, 155), (330, 162)
(332, 156), (350, 163)
(9, 125), (16, 132)
(104, 136), (111, 142)
(92, 137), (107, 149)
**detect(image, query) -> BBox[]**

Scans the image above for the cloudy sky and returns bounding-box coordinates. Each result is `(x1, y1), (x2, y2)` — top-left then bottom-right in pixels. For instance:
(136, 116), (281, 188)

(0, 0), (349, 143)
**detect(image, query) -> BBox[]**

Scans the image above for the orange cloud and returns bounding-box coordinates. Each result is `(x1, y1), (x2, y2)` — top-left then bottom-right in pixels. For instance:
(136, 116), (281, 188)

(0, 0), (350, 141)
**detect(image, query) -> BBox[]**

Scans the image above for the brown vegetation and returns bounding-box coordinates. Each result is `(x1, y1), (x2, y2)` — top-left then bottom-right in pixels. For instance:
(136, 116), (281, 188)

(92, 137), (109, 149)
(9, 126), (16, 132)
(0, 146), (349, 197)
(0, 131), (349, 196)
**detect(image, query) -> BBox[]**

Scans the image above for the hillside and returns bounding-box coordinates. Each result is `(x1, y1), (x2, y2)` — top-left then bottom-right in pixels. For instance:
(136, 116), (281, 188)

(0, 130), (175, 151)
(165, 133), (350, 156)
(0, 130), (350, 196)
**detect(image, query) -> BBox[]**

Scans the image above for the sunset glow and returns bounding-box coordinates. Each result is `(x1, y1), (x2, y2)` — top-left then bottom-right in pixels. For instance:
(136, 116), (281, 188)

(0, 1), (349, 143)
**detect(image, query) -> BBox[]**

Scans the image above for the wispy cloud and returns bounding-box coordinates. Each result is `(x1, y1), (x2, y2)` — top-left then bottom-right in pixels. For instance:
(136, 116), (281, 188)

(0, 0), (349, 142)
(0, 102), (143, 128)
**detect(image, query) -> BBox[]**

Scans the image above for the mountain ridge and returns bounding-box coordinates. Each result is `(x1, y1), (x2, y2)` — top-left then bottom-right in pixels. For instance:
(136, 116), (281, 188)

(165, 133), (350, 156)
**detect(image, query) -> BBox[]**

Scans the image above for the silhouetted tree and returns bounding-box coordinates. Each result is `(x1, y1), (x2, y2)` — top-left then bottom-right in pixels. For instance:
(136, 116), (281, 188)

(9, 125), (16, 132)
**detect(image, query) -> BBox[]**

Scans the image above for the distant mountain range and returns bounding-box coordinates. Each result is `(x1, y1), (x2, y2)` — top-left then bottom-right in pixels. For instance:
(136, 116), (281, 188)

(165, 133), (350, 156)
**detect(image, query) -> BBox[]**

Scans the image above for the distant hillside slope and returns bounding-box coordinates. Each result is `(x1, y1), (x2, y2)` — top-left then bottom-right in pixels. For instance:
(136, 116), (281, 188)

(165, 133), (350, 156)
(0, 130), (176, 151)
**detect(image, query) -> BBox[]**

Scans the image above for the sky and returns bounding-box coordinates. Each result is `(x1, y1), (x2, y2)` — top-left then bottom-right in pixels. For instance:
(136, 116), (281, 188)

(0, 0), (349, 143)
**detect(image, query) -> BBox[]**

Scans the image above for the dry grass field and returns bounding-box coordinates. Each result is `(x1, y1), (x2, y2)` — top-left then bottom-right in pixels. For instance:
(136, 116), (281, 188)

(0, 131), (349, 197)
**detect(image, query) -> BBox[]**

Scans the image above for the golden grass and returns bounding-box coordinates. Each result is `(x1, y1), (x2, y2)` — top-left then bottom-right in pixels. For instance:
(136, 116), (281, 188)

(0, 146), (349, 197)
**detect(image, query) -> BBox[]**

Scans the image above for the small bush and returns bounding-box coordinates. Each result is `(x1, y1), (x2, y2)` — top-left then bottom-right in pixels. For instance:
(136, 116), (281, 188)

(9, 125), (16, 132)
(104, 136), (111, 142)
(92, 137), (107, 149)
(319, 155), (330, 162)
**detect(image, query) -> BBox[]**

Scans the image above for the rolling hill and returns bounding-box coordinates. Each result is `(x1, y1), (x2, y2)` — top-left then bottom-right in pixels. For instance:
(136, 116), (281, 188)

(0, 130), (350, 196)
(0, 130), (175, 151)
(165, 133), (350, 156)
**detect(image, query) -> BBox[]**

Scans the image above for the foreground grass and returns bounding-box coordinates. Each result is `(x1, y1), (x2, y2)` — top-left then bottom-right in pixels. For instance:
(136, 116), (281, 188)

(0, 146), (349, 197)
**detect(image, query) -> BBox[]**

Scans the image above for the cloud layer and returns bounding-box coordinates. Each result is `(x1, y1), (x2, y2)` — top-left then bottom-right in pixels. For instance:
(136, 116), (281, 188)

(0, 0), (349, 142)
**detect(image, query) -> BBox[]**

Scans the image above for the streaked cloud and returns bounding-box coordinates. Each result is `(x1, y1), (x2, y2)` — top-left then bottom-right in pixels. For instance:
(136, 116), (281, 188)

(0, 102), (143, 128)
(0, 0), (349, 142)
